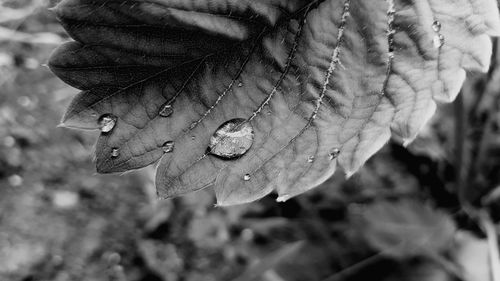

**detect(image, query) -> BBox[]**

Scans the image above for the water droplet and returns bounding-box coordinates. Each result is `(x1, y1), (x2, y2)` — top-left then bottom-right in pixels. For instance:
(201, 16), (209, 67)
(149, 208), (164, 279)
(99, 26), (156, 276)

(329, 148), (341, 160)
(237, 82), (243, 87)
(307, 156), (315, 163)
(208, 118), (254, 159)
(158, 103), (173, 117)
(432, 20), (441, 32)
(243, 174), (251, 181)
(98, 114), (117, 133)
(433, 34), (444, 48)
(111, 148), (119, 158)
(162, 141), (175, 153)
(191, 136), (196, 140)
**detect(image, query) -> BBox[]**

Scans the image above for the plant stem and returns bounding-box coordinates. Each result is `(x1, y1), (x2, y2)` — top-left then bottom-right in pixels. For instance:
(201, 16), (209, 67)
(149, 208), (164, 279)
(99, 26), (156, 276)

(454, 92), (468, 208)
(479, 211), (500, 281)
(321, 253), (383, 281)
(426, 252), (467, 281)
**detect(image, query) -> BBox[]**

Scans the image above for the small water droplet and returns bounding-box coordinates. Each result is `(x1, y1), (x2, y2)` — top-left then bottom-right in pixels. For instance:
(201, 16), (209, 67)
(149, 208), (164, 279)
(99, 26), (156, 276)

(111, 148), (119, 158)
(98, 114), (117, 133)
(191, 136), (196, 140)
(307, 156), (315, 163)
(329, 148), (340, 160)
(432, 20), (441, 32)
(208, 118), (254, 159)
(433, 34), (444, 48)
(162, 141), (175, 153)
(237, 82), (243, 87)
(158, 103), (173, 117)
(243, 174), (251, 181)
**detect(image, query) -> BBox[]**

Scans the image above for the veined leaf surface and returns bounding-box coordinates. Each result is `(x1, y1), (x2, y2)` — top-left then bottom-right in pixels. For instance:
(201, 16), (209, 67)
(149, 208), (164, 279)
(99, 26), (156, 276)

(49, 0), (500, 205)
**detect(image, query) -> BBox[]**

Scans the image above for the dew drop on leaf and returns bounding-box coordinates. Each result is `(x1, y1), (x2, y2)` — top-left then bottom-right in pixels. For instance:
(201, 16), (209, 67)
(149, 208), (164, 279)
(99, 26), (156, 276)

(158, 103), (173, 117)
(237, 82), (243, 87)
(307, 156), (315, 163)
(329, 149), (341, 160)
(432, 20), (441, 32)
(208, 118), (254, 159)
(111, 148), (119, 158)
(243, 174), (251, 181)
(433, 34), (445, 48)
(98, 114), (117, 133)
(162, 141), (175, 153)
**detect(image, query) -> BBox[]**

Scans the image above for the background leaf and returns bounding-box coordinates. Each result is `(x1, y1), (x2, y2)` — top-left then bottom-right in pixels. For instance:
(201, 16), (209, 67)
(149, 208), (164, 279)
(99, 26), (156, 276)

(49, 0), (500, 205)
(352, 199), (456, 259)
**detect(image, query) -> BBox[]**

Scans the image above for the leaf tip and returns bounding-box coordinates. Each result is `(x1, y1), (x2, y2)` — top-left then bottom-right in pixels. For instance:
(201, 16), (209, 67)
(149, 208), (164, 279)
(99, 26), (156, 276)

(402, 137), (415, 148)
(276, 194), (291, 203)
(214, 199), (233, 207)
(345, 170), (355, 179)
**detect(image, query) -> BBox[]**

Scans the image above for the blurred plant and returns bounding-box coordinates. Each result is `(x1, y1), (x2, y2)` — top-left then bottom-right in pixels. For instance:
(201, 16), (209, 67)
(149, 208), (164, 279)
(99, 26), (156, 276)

(1, 1), (500, 281)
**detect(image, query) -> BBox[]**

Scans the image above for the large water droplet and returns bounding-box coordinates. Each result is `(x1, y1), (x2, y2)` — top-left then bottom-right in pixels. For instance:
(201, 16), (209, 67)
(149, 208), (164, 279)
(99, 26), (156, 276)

(98, 114), (117, 133)
(111, 148), (119, 158)
(329, 148), (340, 160)
(307, 156), (315, 163)
(208, 118), (254, 159)
(433, 34), (444, 48)
(432, 20), (441, 32)
(158, 103), (173, 117)
(162, 141), (175, 153)
(243, 174), (251, 181)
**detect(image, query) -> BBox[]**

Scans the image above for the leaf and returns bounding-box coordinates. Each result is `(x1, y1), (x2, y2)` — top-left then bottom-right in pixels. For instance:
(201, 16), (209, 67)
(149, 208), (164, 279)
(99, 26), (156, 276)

(49, 0), (500, 205)
(352, 199), (456, 259)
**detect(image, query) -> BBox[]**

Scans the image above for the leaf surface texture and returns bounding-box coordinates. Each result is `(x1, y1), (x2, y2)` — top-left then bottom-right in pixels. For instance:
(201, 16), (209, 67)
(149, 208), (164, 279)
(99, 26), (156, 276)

(49, 0), (500, 205)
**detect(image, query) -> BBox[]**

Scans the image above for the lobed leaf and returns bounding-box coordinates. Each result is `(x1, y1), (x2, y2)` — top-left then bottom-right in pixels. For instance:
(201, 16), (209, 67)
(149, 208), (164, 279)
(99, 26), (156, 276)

(49, 0), (500, 205)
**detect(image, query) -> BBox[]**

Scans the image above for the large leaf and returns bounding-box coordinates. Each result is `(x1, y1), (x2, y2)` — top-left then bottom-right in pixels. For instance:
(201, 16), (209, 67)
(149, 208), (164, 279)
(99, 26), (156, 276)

(49, 0), (500, 205)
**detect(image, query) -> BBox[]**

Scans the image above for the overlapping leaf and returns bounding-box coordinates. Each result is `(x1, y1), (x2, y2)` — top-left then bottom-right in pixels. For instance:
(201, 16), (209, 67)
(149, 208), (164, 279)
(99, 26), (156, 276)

(352, 200), (456, 258)
(49, 0), (500, 205)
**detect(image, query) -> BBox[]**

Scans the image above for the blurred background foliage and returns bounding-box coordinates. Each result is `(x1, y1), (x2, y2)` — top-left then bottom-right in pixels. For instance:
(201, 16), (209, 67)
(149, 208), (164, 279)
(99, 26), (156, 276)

(1, 1), (500, 281)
